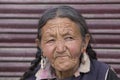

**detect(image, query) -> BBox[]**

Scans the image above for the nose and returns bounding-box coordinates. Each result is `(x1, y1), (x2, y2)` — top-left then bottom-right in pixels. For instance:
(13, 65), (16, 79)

(56, 40), (66, 53)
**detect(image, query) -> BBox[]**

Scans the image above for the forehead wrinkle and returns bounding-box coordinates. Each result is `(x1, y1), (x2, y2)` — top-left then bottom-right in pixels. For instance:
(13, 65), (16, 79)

(42, 17), (80, 37)
(44, 29), (57, 38)
(59, 27), (73, 36)
(58, 22), (79, 36)
(44, 23), (73, 36)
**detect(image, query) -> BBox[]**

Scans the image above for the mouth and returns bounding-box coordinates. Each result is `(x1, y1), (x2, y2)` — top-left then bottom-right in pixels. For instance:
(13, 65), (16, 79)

(54, 52), (72, 60)
(54, 55), (70, 60)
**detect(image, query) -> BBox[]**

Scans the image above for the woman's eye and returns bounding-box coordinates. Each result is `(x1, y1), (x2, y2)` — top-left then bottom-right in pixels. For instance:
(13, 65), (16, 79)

(65, 37), (74, 41)
(47, 39), (55, 43)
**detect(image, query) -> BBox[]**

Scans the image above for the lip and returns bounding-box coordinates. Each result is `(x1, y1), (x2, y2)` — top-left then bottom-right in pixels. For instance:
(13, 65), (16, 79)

(55, 55), (69, 59)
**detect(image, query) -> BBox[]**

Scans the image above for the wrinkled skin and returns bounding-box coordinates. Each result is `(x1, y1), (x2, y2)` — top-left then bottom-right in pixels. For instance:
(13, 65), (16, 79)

(36, 17), (90, 78)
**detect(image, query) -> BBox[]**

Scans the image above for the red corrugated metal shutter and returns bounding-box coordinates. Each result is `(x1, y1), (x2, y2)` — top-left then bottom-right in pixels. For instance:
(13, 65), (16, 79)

(0, 0), (120, 79)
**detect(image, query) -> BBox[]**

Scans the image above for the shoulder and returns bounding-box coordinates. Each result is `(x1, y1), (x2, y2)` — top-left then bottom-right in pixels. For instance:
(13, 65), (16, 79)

(107, 68), (120, 80)
(90, 59), (109, 80)
(91, 59), (109, 71)
(25, 65), (40, 80)
(90, 59), (120, 80)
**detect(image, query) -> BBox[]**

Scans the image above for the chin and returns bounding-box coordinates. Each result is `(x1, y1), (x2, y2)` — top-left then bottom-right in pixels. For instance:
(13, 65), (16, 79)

(52, 57), (78, 71)
(54, 62), (75, 71)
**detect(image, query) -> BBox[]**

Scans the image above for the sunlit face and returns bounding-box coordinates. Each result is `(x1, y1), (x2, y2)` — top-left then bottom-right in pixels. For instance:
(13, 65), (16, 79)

(40, 17), (85, 72)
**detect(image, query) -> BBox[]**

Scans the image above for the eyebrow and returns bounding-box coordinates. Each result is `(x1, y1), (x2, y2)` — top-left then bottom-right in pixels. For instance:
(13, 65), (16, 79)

(44, 32), (56, 38)
(60, 30), (74, 38)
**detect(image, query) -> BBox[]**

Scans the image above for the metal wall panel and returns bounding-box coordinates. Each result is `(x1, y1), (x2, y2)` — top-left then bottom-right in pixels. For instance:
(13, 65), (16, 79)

(0, 0), (120, 79)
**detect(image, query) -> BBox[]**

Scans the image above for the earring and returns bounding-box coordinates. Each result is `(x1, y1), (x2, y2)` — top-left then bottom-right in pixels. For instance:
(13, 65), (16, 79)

(81, 48), (86, 64)
(79, 49), (90, 73)
(40, 56), (47, 69)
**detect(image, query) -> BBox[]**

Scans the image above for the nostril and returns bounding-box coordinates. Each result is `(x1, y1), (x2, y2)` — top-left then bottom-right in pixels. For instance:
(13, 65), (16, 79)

(56, 45), (66, 53)
(56, 47), (65, 53)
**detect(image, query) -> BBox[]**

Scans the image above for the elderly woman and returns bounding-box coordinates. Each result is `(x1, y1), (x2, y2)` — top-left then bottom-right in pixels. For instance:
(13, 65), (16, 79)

(21, 6), (119, 80)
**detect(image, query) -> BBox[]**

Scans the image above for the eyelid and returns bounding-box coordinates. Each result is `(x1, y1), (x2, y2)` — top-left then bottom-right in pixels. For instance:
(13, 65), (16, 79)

(46, 38), (56, 43)
(64, 36), (74, 40)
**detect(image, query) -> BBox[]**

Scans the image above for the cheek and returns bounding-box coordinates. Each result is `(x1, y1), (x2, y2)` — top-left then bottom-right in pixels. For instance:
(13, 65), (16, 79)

(41, 44), (54, 61)
(68, 42), (82, 58)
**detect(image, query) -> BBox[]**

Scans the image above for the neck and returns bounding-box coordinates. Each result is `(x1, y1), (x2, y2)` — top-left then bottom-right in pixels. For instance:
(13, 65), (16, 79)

(55, 64), (79, 79)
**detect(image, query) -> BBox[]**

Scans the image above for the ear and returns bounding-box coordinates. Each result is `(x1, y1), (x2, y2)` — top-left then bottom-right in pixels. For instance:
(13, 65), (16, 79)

(35, 38), (41, 48)
(81, 34), (90, 52)
(84, 34), (90, 49)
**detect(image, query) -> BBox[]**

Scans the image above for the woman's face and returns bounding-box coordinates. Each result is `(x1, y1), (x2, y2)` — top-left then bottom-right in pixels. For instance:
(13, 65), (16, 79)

(40, 17), (87, 71)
